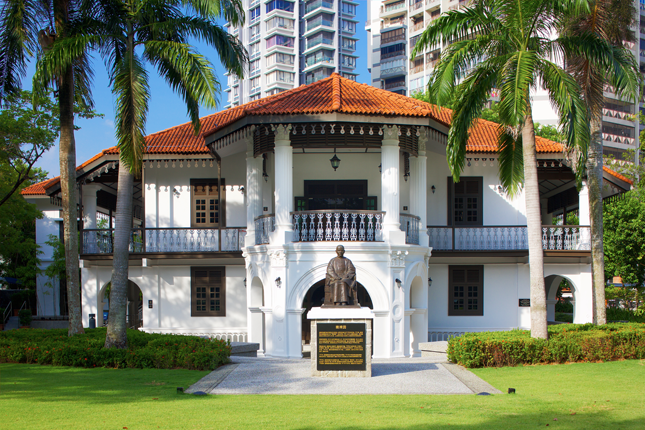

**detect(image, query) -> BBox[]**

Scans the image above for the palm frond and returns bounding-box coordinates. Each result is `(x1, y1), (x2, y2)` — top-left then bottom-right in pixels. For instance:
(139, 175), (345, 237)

(113, 52), (149, 176)
(144, 40), (219, 132)
(497, 128), (524, 196)
(184, 0), (245, 26)
(497, 51), (536, 127)
(0, 0), (41, 103)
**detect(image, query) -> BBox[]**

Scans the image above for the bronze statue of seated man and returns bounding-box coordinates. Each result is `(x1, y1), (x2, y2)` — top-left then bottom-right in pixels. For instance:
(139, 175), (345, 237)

(324, 245), (359, 307)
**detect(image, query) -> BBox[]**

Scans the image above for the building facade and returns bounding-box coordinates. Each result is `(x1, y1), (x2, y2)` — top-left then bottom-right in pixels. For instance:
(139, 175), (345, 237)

(24, 75), (632, 357)
(366, 0), (642, 163)
(224, 0), (360, 108)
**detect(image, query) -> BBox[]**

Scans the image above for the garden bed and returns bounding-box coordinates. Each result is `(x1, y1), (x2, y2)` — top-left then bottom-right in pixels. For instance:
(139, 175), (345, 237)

(0, 328), (230, 370)
(447, 323), (645, 368)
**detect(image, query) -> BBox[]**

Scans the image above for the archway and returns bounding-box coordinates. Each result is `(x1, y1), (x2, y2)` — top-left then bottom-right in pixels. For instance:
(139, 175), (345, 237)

(545, 275), (576, 323)
(249, 277), (265, 353)
(409, 275), (427, 356)
(98, 280), (143, 328)
(300, 279), (373, 349)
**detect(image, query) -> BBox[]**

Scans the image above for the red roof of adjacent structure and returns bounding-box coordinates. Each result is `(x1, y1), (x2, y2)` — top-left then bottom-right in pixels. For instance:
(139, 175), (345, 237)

(603, 166), (633, 185)
(21, 74), (581, 196)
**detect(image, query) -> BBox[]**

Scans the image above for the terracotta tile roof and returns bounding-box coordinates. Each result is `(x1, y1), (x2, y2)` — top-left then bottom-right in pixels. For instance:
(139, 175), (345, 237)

(22, 74), (567, 196)
(603, 166), (633, 185)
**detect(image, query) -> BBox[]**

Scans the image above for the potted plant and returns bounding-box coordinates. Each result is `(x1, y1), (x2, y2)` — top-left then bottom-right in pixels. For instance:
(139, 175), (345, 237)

(19, 309), (32, 328)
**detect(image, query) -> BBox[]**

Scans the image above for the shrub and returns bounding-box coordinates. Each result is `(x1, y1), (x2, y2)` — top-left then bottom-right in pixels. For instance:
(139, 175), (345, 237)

(0, 328), (231, 371)
(607, 307), (645, 323)
(555, 312), (573, 323)
(447, 323), (645, 368)
(18, 309), (32, 326)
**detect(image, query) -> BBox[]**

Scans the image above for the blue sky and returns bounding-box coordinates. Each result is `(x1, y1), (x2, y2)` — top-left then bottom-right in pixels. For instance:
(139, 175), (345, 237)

(31, 3), (370, 179)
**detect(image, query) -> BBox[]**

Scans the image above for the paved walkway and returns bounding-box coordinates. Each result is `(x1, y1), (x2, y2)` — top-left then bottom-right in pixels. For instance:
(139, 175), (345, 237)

(187, 342), (500, 395)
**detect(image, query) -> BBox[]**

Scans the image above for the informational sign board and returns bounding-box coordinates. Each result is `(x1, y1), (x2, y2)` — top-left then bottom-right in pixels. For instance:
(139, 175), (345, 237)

(316, 322), (366, 371)
(519, 299), (531, 307)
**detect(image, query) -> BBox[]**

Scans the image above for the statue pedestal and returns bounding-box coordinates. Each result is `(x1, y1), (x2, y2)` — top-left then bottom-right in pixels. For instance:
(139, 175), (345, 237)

(308, 307), (374, 378)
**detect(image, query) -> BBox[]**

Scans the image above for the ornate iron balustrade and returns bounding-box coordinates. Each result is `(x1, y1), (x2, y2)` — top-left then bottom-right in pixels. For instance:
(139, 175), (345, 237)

(400, 214), (420, 245)
(81, 228), (246, 254)
(292, 211), (384, 242)
(255, 214), (275, 245)
(427, 225), (590, 251)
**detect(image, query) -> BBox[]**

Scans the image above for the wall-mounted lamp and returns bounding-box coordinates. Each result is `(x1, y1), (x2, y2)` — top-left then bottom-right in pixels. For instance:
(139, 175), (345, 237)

(467, 158), (472, 167)
(172, 187), (181, 197)
(244, 278), (247, 288)
(428, 277), (433, 287)
(497, 185), (503, 193)
(431, 185), (436, 194)
(239, 186), (245, 194)
(395, 278), (402, 289)
(330, 149), (341, 171)
(403, 152), (410, 182)
(275, 277), (282, 288)
(378, 163), (382, 173)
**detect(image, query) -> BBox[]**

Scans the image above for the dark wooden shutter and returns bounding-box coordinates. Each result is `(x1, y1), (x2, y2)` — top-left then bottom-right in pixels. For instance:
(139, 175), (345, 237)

(192, 267), (226, 316)
(449, 265), (483, 316)
(448, 177), (483, 226)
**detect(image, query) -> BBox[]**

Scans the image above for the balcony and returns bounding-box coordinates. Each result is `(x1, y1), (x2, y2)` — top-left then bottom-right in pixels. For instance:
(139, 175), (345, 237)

(412, 21), (425, 32)
(81, 228), (246, 255)
(602, 133), (635, 146)
(381, 50), (405, 60)
(381, 32), (405, 45)
(291, 211), (385, 242)
(427, 225), (590, 251)
(305, 0), (333, 15)
(410, 64), (424, 74)
(381, 65), (406, 78)
(381, 17), (406, 30)
(409, 1), (424, 13)
(400, 214), (420, 245)
(255, 214), (275, 245)
(380, 1), (406, 17)
(602, 107), (633, 121)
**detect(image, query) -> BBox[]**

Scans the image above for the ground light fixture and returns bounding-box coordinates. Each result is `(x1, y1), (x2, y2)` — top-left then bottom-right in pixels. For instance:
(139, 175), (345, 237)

(330, 149), (341, 171)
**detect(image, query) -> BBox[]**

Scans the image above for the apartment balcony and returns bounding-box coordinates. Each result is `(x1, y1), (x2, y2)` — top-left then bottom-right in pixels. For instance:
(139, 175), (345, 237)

(383, 79), (406, 90)
(381, 50), (406, 60)
(304, 57), (335, 72)
(380, 65), (406, 78)
(412, 21), (425, 33)
(250, 32), (261, 43)
(427, 225), (591, 252)
(380, 1), (406, 19)
(81, 228), (246, 255)
(250, 50), (261, 61)
(409, 0), (424, 14)
(381, 32), (406, 45)
(602, 133), (635, 146)
(410, 64), (424, 75)
(249, 0), (260, 7)
(426, 0), (441, 7)
(602, 107), (634, 122)
(304, 0), (334, 19)
(381, 17), (406, 30)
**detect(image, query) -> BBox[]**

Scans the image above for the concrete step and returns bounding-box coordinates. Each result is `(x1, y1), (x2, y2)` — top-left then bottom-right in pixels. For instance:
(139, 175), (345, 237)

(230, 342), (260, 357)
(4, 316), (20, 331)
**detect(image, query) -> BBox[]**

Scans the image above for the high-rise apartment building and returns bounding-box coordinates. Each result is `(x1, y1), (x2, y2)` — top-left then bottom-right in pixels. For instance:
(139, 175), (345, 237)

(224, 0), (360, 108)
(366, 0), (641, 162)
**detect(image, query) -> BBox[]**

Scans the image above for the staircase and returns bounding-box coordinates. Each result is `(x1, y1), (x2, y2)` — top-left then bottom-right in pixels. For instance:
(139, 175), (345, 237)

(3, 316), (20, 331)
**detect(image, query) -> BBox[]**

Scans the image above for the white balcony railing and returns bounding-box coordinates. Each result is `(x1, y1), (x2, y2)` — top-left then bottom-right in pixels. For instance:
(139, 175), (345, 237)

(81, 228), (246, 254)
(602, 133), (635, 145)
(255, 214), (275, 245)
(602, 108), (633, 121)
(427, 225), (590, 251)
(400, 214), (420, 245)
(292, 211), (384, 242)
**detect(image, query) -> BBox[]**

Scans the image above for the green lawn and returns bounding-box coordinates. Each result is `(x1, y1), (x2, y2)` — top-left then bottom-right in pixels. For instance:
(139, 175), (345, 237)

(1, 360), (644, 429)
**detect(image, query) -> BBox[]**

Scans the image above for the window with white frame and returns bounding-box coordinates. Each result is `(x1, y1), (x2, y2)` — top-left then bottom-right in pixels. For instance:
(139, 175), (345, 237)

(266, 70), (295, 85)
(266, 52), (295, 67)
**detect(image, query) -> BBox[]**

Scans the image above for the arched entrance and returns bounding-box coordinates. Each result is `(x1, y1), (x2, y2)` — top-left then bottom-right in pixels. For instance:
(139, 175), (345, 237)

(409, 275), (428, 356)
(545, 275), (576, 323)
(98, 280), (143, 328)
(300, 279), (373, 349)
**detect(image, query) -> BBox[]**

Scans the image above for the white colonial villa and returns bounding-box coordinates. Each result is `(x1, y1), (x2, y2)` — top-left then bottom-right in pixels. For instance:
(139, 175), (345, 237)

(23, 74), (632, 358)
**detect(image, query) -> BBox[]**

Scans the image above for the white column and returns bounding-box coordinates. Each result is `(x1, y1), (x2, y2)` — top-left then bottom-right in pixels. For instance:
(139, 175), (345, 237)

(578, 181), (591, 249)
(245, 128), (262, 247)
(82, 184), (101, 229)
(273, 124), (293, 244)
(381, 126), (405, 244)
(409, 133), (428, 241)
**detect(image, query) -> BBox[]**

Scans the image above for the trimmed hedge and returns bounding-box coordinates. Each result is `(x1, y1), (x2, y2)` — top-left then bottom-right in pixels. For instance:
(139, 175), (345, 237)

(0, 328), (231, 370)
(447, 323), (645, 368)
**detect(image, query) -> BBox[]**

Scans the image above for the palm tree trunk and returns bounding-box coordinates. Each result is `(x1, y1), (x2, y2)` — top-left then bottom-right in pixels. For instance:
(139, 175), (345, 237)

(522, 114), (548, 339)
(587, 118), (606, 324)
(59, 64), (84, 336)
(104, 166), (133, 349)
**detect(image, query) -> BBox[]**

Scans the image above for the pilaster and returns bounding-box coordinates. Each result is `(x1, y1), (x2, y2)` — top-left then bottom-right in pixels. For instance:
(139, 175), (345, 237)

(410, 134), (427, 240)
(381, 126), (405, 244)
(245, 127), (261, 247)
(273, 124), (294, 245)
(81, 184), (102, 229)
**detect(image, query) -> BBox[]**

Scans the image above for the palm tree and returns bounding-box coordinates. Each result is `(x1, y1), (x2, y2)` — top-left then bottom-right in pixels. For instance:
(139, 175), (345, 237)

(35, 0), (246, 347)
(562, 0), (639, 325)
(0, 0), (94, 336)
(411, 0), (629, 338)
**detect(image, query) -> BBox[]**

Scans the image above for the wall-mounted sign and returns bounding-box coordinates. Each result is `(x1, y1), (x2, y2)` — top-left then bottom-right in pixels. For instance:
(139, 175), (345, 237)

(519, 299), (530, 307)
(317, 323), (366, 371)
(148, 300), (153, 309)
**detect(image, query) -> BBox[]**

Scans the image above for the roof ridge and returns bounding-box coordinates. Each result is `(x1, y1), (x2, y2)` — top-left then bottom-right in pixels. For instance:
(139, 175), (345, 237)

(331, 73), (341, 111)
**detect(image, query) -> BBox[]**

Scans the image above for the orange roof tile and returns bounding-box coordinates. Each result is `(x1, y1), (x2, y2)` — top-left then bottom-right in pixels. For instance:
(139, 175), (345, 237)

(22, 74), (567, 196)
(603, 166), (633, 185)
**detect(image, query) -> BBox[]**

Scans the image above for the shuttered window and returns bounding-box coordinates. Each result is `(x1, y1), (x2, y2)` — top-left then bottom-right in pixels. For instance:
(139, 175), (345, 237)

(448, 177), (483, 226)
(449, 266), (483, 316)
(191, 267), (225, 317)
(191, 179), (225, 228)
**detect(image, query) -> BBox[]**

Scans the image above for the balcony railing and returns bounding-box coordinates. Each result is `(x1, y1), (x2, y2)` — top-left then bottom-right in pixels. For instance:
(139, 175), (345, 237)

(413, 21), (425, 32)
(305, 0), (333, 14)
(292, 211), (384, 242)
(400, 214), (420, 245)
(81, 228), (246, 254)
(427, 225), (590, 251)
(602, 133), (635, 145)
(255, 214), (275, 245)
(602, 107), (633, 121)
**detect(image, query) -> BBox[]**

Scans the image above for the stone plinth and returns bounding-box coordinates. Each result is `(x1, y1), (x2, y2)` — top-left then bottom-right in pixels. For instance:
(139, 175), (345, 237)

(308, 307), (373, 377)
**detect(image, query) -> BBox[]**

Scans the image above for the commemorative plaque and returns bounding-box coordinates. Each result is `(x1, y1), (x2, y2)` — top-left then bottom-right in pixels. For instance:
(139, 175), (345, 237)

(316, 322), (366, 371)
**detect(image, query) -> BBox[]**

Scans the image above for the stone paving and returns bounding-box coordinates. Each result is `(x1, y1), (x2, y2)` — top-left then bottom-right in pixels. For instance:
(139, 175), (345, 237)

(187, 341), (501, 396)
